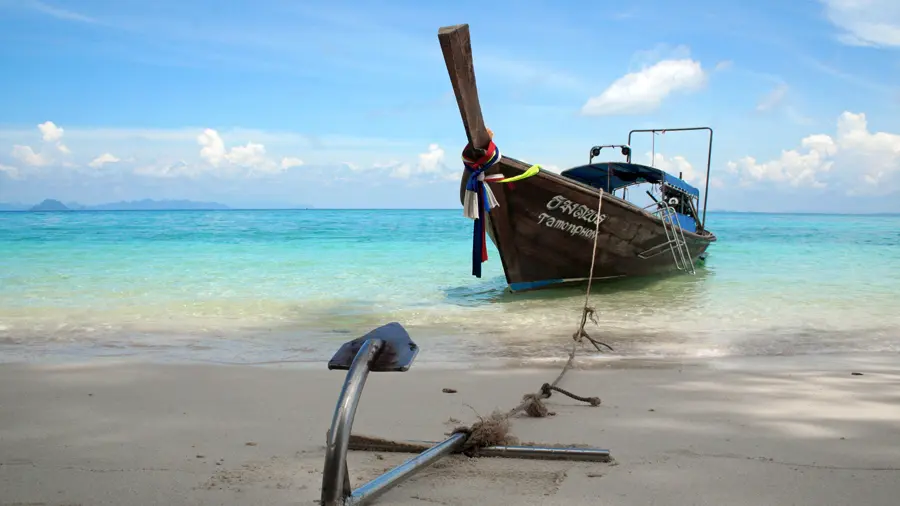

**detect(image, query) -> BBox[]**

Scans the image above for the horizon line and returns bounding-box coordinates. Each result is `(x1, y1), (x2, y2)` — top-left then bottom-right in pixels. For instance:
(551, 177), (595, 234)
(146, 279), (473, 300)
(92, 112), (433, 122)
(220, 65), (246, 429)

(2, 208), (899, 216)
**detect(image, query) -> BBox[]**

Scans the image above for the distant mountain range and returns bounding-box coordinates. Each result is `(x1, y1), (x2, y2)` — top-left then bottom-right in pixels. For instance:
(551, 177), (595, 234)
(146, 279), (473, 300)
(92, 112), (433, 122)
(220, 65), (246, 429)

(0, 199), (232, 212)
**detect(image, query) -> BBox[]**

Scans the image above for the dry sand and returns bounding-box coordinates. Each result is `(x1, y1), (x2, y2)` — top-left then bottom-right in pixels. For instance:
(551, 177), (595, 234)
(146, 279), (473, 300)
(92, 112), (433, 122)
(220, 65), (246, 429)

(2, 353), (899, 505)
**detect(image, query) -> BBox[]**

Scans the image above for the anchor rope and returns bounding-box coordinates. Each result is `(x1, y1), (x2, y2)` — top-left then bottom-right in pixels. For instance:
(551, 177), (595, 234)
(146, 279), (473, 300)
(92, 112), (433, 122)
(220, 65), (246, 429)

(541, 383), (602, 406)
(453, 184), (610, 453)
(347, 158), (612, 457)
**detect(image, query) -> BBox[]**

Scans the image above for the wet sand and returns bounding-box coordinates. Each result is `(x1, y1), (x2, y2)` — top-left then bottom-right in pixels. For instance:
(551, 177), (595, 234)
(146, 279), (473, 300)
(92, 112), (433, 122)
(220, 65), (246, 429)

(1, 353), (899, 505)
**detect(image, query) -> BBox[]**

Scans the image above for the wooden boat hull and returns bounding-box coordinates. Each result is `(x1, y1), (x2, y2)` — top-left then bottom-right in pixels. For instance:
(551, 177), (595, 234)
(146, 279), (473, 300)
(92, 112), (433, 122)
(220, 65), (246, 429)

(436, 23), (716, 292)
(468, 156), (716, 292)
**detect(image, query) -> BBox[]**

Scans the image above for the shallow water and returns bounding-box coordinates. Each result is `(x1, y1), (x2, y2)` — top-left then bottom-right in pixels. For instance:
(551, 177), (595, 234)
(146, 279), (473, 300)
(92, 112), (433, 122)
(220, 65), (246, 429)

(2, 210), (899, 365)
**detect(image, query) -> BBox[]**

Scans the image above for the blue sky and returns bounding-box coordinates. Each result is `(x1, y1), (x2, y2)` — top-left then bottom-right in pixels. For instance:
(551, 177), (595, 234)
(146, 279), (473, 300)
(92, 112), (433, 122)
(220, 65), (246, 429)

(1, 0), (899, 212)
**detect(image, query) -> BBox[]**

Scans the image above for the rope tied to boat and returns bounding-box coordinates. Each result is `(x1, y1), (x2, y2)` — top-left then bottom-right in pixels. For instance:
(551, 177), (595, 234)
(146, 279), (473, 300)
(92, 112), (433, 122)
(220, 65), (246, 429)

(541, 382), (602, 406)
(347, 185), (613, 458)
(571, 166), (614, 353)
(462, 132), (503, 278)
(448, 188), (612, 455)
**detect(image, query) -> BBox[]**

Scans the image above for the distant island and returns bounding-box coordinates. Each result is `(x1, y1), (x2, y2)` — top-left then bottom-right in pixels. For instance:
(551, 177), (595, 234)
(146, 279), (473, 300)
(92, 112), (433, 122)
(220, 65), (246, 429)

(30, 199), (71, 211)
(3, 199), (233, 212)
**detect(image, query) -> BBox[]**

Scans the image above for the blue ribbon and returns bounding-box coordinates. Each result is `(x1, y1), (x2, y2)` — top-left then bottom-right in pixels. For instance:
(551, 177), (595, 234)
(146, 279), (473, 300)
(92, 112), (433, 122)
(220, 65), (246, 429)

(472, 178), (486, 278)
(463, 147), (502, 278)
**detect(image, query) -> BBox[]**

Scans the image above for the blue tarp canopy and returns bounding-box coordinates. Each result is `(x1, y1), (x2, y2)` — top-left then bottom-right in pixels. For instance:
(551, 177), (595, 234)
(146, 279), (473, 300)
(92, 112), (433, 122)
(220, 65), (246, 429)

(560, 162), (700, 198)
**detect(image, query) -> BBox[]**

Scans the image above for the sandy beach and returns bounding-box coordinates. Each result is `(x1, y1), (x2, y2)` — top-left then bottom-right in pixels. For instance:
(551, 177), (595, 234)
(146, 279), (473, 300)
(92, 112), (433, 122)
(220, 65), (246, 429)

(2, 352), (899, 505)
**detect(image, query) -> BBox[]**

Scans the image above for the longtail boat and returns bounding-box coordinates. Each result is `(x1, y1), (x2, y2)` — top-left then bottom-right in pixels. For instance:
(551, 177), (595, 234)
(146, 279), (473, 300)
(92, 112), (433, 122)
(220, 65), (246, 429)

(437, 24), (717, 292)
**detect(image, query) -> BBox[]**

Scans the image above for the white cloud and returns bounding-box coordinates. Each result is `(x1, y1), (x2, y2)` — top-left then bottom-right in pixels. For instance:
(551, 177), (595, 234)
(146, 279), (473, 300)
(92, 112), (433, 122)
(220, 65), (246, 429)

(389, 162), (412, 179)
(88, 153), (120, 168)
(38, 121), (64, 143)
(11, 145), (48, 166)
(281, 157), (304, 169)
(727, 111), (900, 191)
(757, 83), (789, 111)
(645, 152), (702, 185)
(366, 160), (405, 178)
(197, 128), (228, 166)
(134, 160), (193, 178)
(820, 0), (900, 47)
(381, 144), (451, 180)
(38, 120), (70, 154)
(0, 125), (415, 165)
(0, 164), (21, 179)
(581, 58), (707, 116)
(0, 122), (456, 184)
(835, 112), (900, 187)
(226, 141), (267, 167)
(194, 128), (293, 176)
(727, 137), (835, 189)
(8, 121), (72, 168)
(417, 143), (445, 174)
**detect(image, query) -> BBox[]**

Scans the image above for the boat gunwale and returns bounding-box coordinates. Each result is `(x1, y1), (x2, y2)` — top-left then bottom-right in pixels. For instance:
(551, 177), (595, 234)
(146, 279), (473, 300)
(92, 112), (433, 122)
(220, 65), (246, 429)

(491, 155), (717, 243)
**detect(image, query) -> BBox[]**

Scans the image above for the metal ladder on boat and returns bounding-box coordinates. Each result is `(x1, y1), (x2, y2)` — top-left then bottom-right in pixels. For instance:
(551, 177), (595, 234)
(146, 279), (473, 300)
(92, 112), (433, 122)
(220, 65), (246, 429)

(639, 205), (695, 275)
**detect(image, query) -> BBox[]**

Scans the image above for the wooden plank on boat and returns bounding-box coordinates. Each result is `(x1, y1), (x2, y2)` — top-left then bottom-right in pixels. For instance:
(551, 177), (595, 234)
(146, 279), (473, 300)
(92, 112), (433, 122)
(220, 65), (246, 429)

(438, 24), (492, 153)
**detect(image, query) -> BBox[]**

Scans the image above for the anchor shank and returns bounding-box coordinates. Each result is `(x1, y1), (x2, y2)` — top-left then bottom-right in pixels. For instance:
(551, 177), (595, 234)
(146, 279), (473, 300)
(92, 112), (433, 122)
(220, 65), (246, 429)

(348, 433), (469, 506)
(321, 338), (384, 506)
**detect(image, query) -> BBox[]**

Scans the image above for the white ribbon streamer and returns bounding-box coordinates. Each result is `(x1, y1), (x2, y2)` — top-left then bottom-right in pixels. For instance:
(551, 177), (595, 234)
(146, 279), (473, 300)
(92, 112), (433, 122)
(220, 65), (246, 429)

(463, 172), (502, 219)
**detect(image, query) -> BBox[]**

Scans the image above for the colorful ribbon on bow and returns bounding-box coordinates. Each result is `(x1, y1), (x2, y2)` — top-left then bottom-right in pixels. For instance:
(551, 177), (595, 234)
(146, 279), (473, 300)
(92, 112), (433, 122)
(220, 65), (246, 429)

(462, 140), (503, 278)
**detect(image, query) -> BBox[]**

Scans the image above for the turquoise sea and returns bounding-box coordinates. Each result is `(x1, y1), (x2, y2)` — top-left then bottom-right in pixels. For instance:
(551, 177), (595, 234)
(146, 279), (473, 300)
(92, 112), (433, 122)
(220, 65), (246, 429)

(2, 210), (899, 366)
